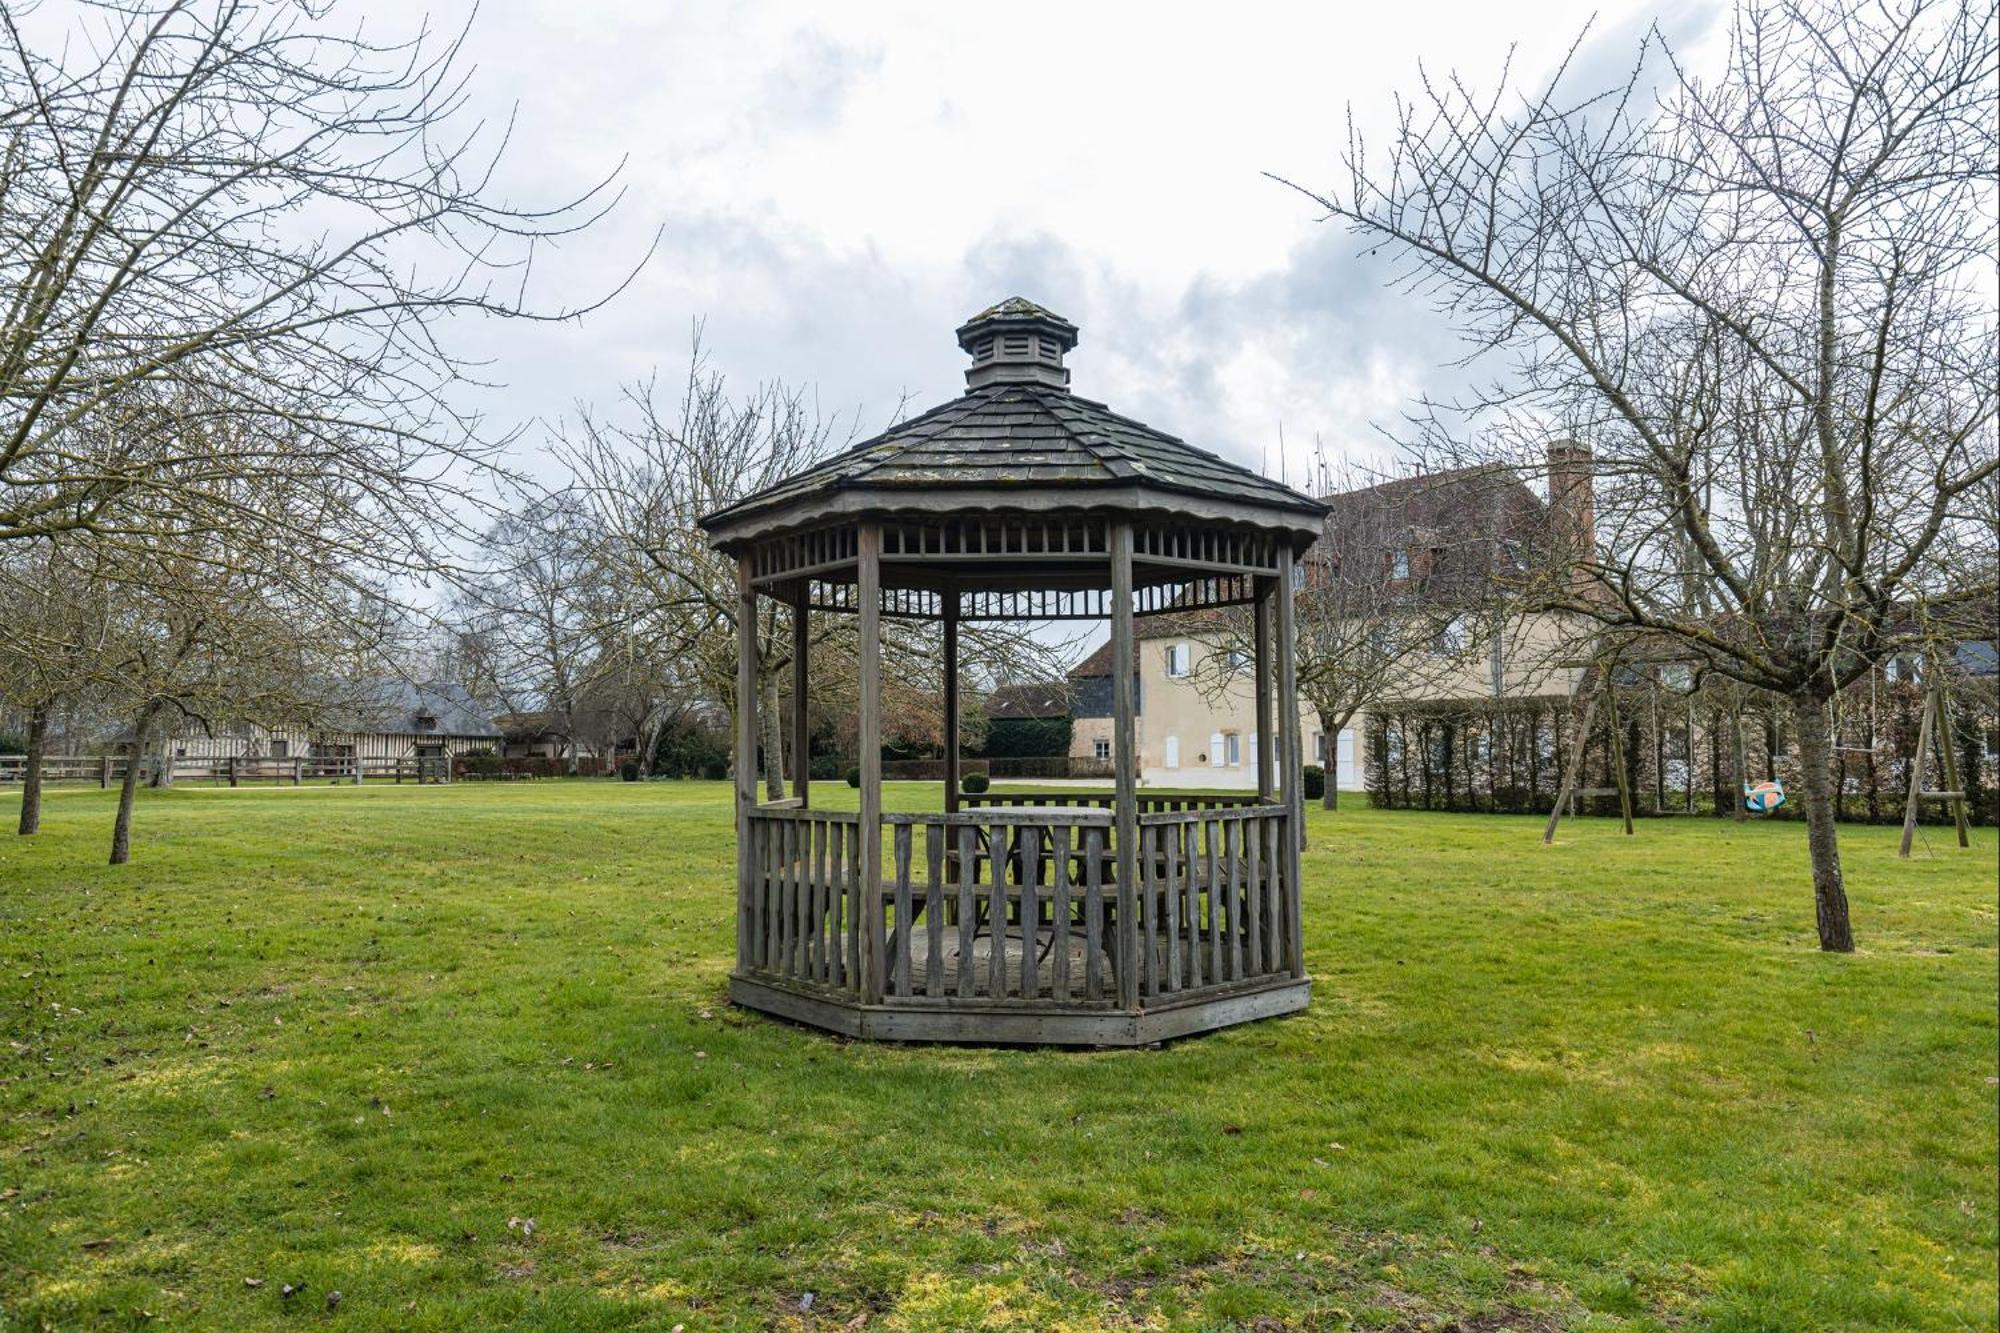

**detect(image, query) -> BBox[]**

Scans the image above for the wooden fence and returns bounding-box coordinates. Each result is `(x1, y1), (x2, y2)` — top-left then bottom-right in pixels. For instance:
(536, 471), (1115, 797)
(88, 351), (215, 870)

(740, 796), (1300, 1011)
(0, 754), (452, 786)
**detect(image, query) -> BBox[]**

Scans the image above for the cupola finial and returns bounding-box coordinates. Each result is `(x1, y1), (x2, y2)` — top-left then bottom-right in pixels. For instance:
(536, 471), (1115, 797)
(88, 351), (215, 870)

(955, 298), (1078, 390)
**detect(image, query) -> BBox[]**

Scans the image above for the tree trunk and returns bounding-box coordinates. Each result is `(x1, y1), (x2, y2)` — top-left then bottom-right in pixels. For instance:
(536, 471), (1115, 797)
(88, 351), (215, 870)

(1731, 708), (1749, 823)
(18, 701), (49, 836)
(1319, 712), (1339, 810)
(761, 671), (786, 802)
(111, 706), (160, 866)
(1790, 692), (1854, 952)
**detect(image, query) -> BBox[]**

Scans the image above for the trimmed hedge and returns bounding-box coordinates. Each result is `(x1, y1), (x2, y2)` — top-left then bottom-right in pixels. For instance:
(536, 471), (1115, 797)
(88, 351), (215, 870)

(1366, 675), (1997, 825)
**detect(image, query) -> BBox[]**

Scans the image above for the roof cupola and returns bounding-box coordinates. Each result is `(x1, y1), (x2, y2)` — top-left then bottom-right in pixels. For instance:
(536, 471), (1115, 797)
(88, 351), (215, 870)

(955, 296), (1078, 390)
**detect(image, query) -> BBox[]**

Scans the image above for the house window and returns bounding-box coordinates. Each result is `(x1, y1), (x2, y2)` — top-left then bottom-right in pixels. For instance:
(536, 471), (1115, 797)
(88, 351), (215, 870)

(1391, 549), (1411, 580)
(1314, 733), (1326, 763)
(270, 739), (289, 759)
(1225, 733), (1241, 766)
(1164, 735), (1180, 769)
(1434, 615), (1467, 656)
(415, 713), (438, 732)
(1166, 643), (1191, 678)
(1093, 737), (1111, 762)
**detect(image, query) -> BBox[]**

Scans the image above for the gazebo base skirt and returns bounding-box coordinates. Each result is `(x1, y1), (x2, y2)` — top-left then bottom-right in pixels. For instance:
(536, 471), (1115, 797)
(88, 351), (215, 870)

(729, 973), (1310, 1047)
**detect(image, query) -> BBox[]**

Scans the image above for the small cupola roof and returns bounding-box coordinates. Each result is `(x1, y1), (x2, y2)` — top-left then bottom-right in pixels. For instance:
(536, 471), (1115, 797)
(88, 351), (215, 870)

(955, 297), (1078, 390)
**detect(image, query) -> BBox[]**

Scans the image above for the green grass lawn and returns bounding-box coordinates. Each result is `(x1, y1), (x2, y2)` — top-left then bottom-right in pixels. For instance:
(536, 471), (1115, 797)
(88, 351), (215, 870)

(1, 781), (1993, 1331)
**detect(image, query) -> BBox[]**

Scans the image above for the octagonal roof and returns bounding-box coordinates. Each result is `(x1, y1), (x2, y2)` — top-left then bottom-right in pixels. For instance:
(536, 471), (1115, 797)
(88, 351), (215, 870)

(701, 301), (1328, 549)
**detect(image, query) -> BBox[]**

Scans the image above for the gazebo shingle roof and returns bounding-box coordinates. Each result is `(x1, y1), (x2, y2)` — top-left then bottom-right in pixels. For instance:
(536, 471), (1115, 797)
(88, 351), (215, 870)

(703, 379), (1325, 532)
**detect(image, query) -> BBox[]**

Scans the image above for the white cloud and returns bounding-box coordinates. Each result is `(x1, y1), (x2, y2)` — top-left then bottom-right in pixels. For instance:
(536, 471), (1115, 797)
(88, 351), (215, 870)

(432, 0), (1715, 484)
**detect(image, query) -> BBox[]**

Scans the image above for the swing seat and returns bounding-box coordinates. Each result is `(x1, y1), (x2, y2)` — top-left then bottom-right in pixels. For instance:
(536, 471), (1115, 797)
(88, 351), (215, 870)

(1743, 779), (1787, 814)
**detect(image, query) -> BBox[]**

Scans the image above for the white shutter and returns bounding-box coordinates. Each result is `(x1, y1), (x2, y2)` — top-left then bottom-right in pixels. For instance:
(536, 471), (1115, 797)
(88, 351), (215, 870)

(1209, 732), (1225, 768)
(1164, 735), (1180, 769)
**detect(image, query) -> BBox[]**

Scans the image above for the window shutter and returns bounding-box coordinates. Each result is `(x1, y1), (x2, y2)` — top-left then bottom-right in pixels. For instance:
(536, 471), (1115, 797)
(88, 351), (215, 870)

(1209, 733), (1224, 767)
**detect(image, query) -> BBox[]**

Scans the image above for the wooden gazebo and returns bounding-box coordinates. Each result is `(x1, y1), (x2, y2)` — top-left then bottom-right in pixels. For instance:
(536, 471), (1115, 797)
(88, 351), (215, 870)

(699, 299), (1328, 1045)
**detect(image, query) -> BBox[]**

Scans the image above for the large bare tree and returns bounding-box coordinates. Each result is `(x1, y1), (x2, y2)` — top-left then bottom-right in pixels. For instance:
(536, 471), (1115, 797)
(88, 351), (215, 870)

(1283, 0), (1998, 949)
(558, 335), (1074, 794)
(454, 490), (617, 773)
(0, 540), (113, 833)
(0, 0), (637, 569)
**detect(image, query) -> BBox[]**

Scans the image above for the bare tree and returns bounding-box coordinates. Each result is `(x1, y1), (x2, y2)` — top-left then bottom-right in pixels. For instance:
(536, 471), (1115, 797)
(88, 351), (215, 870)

(1281, 0), (1998, 949)
(0, 0), (639, 569)
(455, 491), (616, 773)
(559, 334), (1076, 794)
(555, 336), (846, 798)
(0, 540), (113, 833)
(43, 533), (363, 864)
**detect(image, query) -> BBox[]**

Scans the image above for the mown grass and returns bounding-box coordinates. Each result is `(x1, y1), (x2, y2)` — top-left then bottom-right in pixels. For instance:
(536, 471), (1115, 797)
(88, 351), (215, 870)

(1, 780), (1993, 1331)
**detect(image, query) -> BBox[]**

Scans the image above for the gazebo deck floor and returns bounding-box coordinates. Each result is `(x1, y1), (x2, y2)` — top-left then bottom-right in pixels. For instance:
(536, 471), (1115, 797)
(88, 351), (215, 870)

(729, 969), (1310, 1047)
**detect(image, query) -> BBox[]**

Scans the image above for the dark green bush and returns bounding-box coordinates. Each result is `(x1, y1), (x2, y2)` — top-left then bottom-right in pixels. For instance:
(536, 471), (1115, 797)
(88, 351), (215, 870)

(619, 760), (641, 782)
(1300, 764), (1325, 801)
(846, 766), (861, 789)
(651, 717), (731, 779)
(960, 772), (991, 794)
(976, 717), (1072, 758)
(460, 749), (501, 777)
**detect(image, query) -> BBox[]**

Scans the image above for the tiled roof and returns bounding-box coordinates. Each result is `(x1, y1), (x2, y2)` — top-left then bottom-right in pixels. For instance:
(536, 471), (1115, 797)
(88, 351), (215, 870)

(1313, 465), (1550, 602)
(703, 381), (1326, 530)
(342, 679), (501, 738)
(983, 681), (1072, 719)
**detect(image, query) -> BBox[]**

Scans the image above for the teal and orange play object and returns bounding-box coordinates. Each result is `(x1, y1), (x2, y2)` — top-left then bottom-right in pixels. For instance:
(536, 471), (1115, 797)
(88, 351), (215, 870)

(1743, 779), (1787, 814)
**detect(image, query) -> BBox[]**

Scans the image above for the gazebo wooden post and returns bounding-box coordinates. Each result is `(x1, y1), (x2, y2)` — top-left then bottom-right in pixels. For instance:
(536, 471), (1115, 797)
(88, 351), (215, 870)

(1109, 520), (1140, 1010)
(943, 592), (960, 815)
(733, 558), (759, 973)
(791, 584), (811, 808)
(1253, 577), (1275, 801)
(1276, 544), (1306, 978)
(856, 522), (886, 1002)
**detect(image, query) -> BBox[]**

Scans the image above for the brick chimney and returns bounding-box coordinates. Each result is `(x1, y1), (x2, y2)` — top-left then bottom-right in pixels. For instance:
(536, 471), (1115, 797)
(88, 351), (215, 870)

(1546, 440), (1595, 564)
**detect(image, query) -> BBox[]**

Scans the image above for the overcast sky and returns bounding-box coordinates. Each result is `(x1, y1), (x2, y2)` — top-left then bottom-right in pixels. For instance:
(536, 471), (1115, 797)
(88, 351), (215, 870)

(431, 0), (1719, 489)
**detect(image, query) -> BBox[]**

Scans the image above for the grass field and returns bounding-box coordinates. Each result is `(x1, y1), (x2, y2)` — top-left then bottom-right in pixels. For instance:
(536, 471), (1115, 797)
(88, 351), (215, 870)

(1, 781), (1993, 1331)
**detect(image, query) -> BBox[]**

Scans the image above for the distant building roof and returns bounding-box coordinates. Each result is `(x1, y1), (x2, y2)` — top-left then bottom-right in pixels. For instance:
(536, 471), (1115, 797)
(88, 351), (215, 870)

(984, 682), (1072, 720)
(1314, 464), (1552, 602)
(341, 679), (500, 738)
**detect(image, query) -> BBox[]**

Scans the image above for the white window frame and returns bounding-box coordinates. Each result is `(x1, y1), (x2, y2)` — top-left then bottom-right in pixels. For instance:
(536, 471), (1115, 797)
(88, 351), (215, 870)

(1392, 549), (1411, 580)
(1225, 732), (1241, 766)
(1093, 737), (1110, 762)
(1166, 643), (1192, 678)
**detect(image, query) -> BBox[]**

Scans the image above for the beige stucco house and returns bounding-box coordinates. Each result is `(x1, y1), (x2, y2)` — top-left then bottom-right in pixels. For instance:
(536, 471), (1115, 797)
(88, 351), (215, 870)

(1070, 448), (1596, 791)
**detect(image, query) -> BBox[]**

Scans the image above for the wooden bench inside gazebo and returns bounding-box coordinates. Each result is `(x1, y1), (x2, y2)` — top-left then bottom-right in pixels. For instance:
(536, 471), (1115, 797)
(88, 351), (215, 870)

(699, 298), (1328, 1045)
